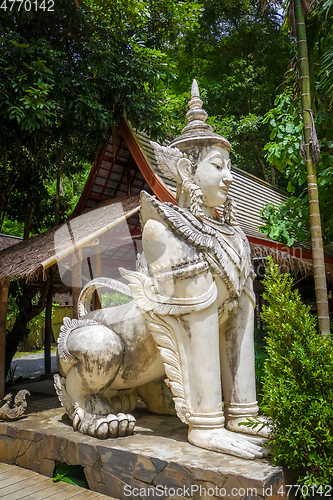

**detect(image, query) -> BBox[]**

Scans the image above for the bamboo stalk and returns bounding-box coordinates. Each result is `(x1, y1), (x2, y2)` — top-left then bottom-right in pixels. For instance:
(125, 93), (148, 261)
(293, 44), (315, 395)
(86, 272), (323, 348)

(294, 0), (330, 335)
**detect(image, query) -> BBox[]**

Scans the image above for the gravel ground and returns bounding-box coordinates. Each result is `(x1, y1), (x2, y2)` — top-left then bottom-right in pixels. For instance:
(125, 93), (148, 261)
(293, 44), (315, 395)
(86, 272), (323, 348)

(10, 352), (58, 379)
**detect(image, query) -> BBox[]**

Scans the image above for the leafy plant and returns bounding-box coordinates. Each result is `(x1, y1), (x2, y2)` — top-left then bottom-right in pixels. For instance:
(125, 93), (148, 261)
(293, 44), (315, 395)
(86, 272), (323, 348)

(6, 364), (18, 384)
(101, 292), (132, 308)
(260, 87), (333, 246)
(53, 463), (88, 489)
(260, 258), (333, 488)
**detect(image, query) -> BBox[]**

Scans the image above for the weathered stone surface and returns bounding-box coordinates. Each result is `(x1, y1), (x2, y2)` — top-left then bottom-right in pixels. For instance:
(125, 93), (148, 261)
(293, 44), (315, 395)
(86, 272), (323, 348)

(85, 465), (129, 499)
(134, 455), (157, 484)
(151, 457), (168, 473)
(165, 496), (188, 500)
(98, 446), (137, 483)
(31, 457), (55, 476)
(238, 474), (268, 493)
(16, 438), (31, 459)
(61, 438), (99, 467)
(221, 475), (247, 500)
(6, 425), (16, 438)
(131, 479), (168, 500)
(33, 435), (64, 462)
(263, 471), (286, 500)
(0, 408), (286, 499)
(15, 439), (55, 476)
(153, 462), (193, 489)
(242, 496), (264, 500)
(189, 468), (226, 487)
(0, 434), (22, 463)
(193, 481), (224, 499)
(0, 421), (8, 436)
(15, 427), (38, 441)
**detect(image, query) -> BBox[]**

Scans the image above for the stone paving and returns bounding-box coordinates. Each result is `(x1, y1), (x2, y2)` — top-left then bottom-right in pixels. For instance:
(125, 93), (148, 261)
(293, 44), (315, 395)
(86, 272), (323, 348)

(0, 404), (287, 500)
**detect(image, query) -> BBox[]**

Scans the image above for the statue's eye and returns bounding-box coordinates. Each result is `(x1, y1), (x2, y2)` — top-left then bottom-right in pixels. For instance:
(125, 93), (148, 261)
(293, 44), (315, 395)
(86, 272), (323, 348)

(213, 163), (223, 171)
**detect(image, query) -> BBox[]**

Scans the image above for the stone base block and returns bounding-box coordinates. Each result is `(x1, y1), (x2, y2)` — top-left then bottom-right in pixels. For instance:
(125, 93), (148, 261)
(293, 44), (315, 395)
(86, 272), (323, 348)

(0, 408), (287, 500)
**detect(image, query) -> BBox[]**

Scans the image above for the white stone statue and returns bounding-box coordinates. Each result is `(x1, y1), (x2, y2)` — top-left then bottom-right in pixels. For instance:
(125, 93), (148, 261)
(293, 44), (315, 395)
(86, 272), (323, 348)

(54, 80), (268, 460)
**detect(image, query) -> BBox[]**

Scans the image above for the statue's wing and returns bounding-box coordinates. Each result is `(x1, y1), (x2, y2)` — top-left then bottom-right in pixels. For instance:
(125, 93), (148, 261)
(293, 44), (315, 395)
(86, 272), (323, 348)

(145, 312), (190, 424)
(54, 374), (76, 420)
(119, 268), (155, 312)
(151, 142), (183, 183)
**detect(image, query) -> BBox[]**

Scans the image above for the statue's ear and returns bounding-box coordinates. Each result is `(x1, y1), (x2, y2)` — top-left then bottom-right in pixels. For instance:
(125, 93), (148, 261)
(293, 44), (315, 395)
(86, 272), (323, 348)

(176, 158), (192, 182)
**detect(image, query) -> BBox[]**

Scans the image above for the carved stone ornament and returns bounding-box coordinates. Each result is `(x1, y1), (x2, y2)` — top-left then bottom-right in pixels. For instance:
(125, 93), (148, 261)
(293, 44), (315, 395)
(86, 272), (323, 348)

(55, 79), (269, 458)
(0, 390), (30, 421)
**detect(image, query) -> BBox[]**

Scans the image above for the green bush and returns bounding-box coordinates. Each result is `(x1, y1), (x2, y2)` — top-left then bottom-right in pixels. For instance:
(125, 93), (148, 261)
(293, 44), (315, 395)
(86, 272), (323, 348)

(101, 292), (132, 308)
(261, 259), (333, 488)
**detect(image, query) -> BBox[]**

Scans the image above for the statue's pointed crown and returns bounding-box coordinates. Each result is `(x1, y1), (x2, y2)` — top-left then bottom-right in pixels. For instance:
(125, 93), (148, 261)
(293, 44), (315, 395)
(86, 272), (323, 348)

(169, 79), (231, 154)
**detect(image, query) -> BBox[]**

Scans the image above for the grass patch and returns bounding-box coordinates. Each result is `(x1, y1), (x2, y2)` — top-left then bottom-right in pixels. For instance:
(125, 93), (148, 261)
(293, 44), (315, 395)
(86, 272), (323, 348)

(13, 346), (57, 358)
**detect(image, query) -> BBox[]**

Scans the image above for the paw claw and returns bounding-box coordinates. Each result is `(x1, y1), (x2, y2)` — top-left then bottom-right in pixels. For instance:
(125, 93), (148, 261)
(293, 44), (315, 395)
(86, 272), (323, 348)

(108, 417), (119, 438)
(96, 421), (109, 439)
(72, 408), (135, 439)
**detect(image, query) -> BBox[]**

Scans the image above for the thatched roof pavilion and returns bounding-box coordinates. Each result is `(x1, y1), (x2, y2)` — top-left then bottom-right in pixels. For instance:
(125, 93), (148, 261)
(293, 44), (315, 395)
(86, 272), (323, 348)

(0, 195), (140, 398)
(0, 195), (140, 285)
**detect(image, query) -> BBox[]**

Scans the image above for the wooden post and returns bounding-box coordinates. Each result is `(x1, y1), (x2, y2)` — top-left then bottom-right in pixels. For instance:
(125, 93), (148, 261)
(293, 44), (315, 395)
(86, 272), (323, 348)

(0, 278), (10, 400)
(72, 249), (82, 319)
(44, 279), (53, 376)
(94, 241), (102, 310)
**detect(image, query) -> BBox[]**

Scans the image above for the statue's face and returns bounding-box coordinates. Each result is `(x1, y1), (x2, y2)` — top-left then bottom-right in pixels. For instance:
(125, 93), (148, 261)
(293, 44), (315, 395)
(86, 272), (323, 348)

(193, 146), (233, 208)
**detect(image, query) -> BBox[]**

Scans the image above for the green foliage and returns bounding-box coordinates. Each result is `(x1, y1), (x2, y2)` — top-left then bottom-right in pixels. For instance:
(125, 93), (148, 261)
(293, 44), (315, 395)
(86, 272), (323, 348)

(260, 88), (333, 245)
(53, 463), (88, 488)
(0, 218), (24, 237)
(261, 259), (333, 487)
(163, 0), (293, 184)
(6, 280), (56, 350)
(262, 89), (303, 176)
(260, 198), (309, 247)
(101, 292), (132, 308)
(1, 0), (203, 235)
(6, 364), (18, 384)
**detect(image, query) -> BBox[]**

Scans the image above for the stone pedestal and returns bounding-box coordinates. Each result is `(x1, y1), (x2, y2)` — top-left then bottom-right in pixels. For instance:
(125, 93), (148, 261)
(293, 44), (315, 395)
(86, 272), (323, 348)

(0, 408), (286, 499)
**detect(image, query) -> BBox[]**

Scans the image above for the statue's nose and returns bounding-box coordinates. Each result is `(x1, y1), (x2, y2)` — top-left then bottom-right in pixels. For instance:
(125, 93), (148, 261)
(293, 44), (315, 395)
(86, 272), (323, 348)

(222, 169), (233, 187)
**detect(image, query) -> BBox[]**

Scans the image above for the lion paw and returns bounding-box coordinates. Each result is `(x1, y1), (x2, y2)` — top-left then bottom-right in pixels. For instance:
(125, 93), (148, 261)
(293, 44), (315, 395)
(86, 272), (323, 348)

(72, 408), (136, 439)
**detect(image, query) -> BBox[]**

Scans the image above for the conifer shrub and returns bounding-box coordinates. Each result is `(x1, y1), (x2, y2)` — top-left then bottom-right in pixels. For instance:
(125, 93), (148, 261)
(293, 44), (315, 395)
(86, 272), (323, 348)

(261, 259), (333, 488)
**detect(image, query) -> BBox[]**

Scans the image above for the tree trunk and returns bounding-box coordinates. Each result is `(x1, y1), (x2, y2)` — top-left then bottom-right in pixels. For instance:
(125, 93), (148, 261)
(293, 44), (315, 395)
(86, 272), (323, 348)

(0, 278), (10, 400)
(55, 167), (61, 227)
(5, 280), (52, 377)
(23, 189), (35, 240)
(0, 151), (9, 232)
(44, 280), (53, 376)
(94, 242), (102, 310)
(294, 0), (330, 335)
(72, 249), (82, 319)
(55, 150), (65, 227)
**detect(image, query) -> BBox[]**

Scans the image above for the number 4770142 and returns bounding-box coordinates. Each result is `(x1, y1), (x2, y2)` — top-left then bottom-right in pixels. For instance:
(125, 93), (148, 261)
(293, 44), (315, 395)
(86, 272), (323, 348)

(277, 484), (332, 497)
(0, 0), (54, 11)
